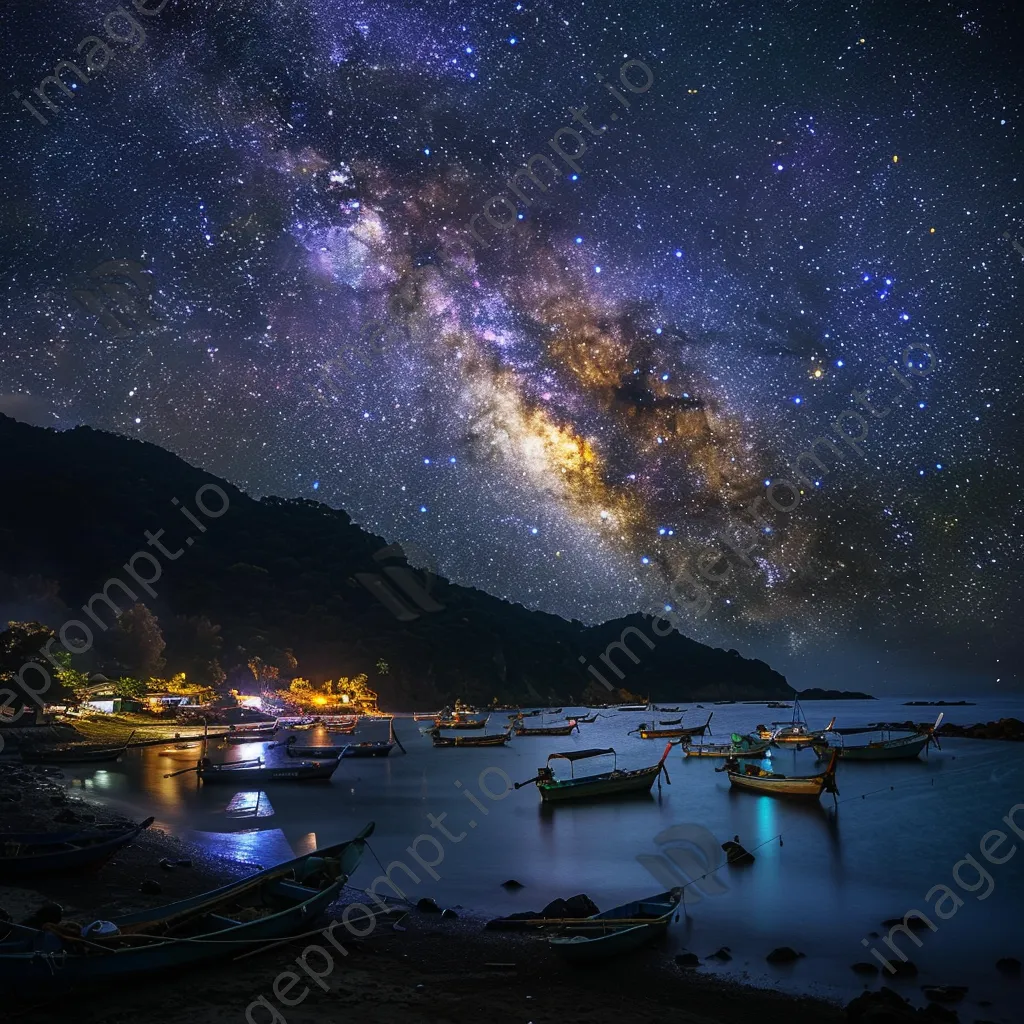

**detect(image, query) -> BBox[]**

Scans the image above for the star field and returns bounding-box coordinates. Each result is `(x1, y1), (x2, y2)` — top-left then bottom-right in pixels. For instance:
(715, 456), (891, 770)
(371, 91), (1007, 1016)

(1, 0), (1022, 689)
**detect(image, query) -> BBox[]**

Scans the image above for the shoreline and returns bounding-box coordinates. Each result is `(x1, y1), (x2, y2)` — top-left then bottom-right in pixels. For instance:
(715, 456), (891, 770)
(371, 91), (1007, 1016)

(0, 769), (858, 1024)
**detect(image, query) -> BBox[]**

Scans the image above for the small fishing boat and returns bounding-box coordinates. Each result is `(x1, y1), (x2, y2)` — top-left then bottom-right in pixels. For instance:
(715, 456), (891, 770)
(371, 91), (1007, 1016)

(0, 824), (373, 986)
(515, 744), (673, 803)
(722, 750), (839, 800)
(223, 724), (277, 743)
(434, 715), (490, 730)
(431, 726), (513, 747)
(513, 717), (579, 737)
(813, 715), (942, 762)
(659, 717), (683, 726)
(1, 817), (154, 877)
(339, 741), (395, 758)
(164, 755), (339, 784)
(612, 702), (649, 712)
(655, 706), (682, 713)
(548, 890), (681, 963)
(681, 733), (770, 758)
(766, 701), (792, 709)
(20, 731), (136, 764)
(634, 712), (713, 740)
(571, 713), (599, 724)
(759, 699), (835, 746)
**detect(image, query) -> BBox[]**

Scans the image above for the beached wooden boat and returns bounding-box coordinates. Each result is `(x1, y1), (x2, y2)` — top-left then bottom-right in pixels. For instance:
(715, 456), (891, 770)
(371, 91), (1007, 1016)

(20, 731), (136, 764)
(723, 750), (839, 799)
(682, 733), (770, 758)
(548, 890), (681, 963)
(431, 726), (513, 747)
(513, 717), (579, 737)
(813, 715), (942, 762)
(0, 823), (374, 986)
(1, 817), (154, 877)
(515, 744), (672, 804)
(635, 712), (713, 740)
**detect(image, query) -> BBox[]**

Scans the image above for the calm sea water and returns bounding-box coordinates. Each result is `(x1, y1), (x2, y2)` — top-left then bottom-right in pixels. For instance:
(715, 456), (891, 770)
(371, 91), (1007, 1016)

(66, 698), (1024, 1018)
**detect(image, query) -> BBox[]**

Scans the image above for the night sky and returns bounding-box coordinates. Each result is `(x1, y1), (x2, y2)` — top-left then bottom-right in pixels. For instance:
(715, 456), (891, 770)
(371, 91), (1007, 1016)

(1, 0), (1021, 692)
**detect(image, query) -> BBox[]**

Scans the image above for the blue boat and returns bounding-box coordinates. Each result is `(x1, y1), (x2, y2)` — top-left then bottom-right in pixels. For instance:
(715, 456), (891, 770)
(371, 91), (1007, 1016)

(0, 822), (374, 987)
(1, 817), (154, 877)
(548, 889), (681, 963)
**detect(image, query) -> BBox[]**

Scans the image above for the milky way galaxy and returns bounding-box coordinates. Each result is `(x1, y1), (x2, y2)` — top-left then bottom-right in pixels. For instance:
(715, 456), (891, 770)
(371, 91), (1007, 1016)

(1, 0), (1022, 689)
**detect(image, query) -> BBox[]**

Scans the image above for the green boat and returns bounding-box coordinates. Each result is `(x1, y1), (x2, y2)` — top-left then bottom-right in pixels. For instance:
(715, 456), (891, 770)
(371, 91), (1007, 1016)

(515, 744), (672, 803)
(548, 889), (681, 963)
(681, 732), (770, 758)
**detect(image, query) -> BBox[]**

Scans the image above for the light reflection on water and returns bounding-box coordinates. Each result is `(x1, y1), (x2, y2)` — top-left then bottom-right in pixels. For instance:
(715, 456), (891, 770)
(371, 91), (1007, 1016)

(63, 700), (1024, 1015)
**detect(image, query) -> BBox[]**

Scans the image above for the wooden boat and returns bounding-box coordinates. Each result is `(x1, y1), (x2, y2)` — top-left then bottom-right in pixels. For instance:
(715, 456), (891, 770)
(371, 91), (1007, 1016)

(164, 754), (339, 784)
(655, 706), (682, 713)
(434, 715), (489, 730)
(0, 823), (374, 986)
(548, 890), (681, 963)
(224, 726), (277, 743)
(571, 713), (599, 724)
(277, 736), (352, 758)
(813, 715), (942, 762)
(760, 699), (835, 746)
(611, 702), (649, 712)
(431, 726), (513, 747)
(515, 744), (672, 803)
(1, 817), (154, 877)
(635, 712), (713, 740)
(339, 741), (395, 758)
(20, 731), (135, 764)
(513, 717), (579, 737)
(659, 717), (683, 725)
(682, 733), (770, 758)
(723, 750), (839, 800)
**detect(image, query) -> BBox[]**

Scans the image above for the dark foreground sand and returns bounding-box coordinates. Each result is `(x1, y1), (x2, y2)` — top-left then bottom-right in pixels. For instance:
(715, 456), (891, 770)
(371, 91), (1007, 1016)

(0, 766), (923, 1024)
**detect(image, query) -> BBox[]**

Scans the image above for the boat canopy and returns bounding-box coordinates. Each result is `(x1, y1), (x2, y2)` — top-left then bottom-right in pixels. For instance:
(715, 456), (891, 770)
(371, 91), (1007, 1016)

(548, 748), (615, 762)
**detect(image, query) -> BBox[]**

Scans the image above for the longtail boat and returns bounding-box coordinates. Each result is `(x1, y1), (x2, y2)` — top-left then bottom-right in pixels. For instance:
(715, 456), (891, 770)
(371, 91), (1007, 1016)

(635, 712), (713, 740)
(339, 741), (395, 758)
(278, 736), (346, 758)
(571, 713), (599, 724)
(681, 733), (770, 758)
(548, 889), (681, 963)
(513, 717), (579, 737)
(224, 726), (277, 743)
(757, 699), (835, 746)
(515, 744), (672, 803)
(431, 726), (513, 747)
(164, 755), (339, 784)
(20, 731), (136, 764)
(434, 715), (489, 730)
(1, 817), (154, 877)
(722, 750), (839, 800)
(0, 823), (373, 986)
(812, 715), (942, 762)
(659, 717), (683, 725)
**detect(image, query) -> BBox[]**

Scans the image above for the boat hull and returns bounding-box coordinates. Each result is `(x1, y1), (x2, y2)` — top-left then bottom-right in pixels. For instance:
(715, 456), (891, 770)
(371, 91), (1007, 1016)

(198, 759), (338, 783)
(538, 765), (661, 803)
(432, 732), (511, 747)
(820, 733), (930, 761)
(0, 818), (153, 877)
(0, 825), (373, 987)
(684, 742), (769, 759)
(549, 892), (679, 963)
